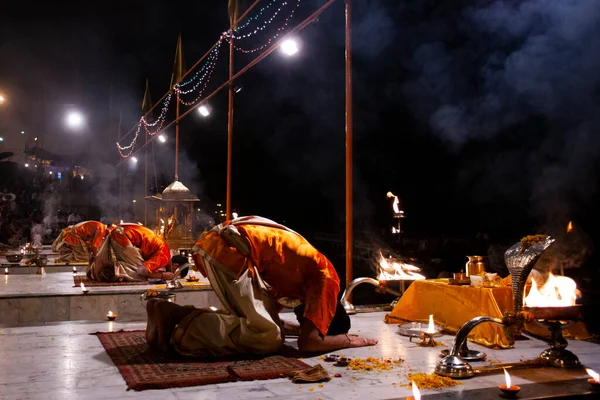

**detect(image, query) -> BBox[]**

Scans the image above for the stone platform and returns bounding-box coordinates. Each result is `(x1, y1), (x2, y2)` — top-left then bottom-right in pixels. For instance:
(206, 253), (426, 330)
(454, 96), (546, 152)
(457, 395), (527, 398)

(0, 312), (599, 399)
(0, 272), (218, 326)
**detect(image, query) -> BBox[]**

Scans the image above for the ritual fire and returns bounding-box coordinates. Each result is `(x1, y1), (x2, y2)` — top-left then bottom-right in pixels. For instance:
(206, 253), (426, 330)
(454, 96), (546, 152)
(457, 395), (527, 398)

(410, 381), (421, 400)
(377, 253), (425, 281)
(524, 272), (580, 308)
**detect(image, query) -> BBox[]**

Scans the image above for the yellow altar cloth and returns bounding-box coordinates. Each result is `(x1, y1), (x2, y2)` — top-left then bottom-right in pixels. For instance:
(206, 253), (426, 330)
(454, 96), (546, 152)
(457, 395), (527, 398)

(387, 279), (591, 349)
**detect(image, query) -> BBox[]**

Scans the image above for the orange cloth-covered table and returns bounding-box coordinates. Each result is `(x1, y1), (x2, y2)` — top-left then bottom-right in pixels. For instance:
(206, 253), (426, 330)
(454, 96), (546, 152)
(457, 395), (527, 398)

(387, 279), (591, 349)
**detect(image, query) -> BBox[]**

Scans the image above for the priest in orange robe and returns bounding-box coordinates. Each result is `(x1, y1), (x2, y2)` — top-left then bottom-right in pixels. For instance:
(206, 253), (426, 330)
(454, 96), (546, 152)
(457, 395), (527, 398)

(51, 220), (110, 262)
(90, 223), (174, 282)
(145, 216), (377, 355)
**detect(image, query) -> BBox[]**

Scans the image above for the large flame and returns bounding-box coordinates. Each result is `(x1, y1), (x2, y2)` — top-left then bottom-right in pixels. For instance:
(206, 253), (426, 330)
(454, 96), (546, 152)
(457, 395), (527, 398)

(524, 272), (580, 307)
(411, 381), (421, 400)
(377, 253), (425, 280)
(386, 191), (401, 214)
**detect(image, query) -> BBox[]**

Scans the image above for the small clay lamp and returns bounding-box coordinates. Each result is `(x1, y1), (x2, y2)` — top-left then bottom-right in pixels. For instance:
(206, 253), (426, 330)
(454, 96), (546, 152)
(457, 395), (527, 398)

(72, 266), (77, 275)
(4, 267), (8, 275)
(80, 282), (89, 294)
(498, 368), (520, 397)
(407, 380), (421, 400)
(107, 311), (117, 321)
(586, 368), (600, 390)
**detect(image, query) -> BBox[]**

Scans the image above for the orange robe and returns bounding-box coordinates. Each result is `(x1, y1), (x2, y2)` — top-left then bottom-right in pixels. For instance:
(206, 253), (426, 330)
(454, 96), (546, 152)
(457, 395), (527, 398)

(110, 224), (171, 273)
(193, 224), (340, 336)
(62, 221), (109, 253)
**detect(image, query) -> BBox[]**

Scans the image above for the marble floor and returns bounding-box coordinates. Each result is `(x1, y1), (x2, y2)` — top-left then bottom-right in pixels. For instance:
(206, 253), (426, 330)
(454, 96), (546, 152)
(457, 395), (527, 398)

(0, 312), (599, 400)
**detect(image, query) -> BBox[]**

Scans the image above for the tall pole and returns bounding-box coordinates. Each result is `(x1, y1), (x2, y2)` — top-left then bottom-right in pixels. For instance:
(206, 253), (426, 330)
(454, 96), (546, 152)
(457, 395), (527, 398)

(144, 130), (148, 225)
(345, 0), (354, 289)
(175, 93), (180, 180)
(226, 2), (237, 221)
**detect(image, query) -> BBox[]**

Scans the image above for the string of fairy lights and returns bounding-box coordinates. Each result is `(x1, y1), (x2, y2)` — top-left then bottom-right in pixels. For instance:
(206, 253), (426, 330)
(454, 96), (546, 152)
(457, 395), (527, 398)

(116, 0), (302, 158)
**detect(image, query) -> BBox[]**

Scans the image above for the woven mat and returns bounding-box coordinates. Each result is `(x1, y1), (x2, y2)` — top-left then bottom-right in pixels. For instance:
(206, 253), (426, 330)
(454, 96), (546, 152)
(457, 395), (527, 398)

(95, 330), (310, 391)
(73, 275), (149, 287)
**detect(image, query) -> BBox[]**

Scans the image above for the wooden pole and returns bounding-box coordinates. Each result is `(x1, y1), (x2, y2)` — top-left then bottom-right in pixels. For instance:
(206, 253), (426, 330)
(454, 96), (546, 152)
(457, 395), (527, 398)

(144, 131), (148, 225)
(175, 92), (180, 180)
(345, 0), (354, 289)
(226, 2), (237, 221)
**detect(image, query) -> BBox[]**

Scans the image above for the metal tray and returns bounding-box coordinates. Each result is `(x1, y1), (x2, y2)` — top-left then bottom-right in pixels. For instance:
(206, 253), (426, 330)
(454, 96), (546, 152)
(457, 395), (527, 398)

(397, 322), (444, 337)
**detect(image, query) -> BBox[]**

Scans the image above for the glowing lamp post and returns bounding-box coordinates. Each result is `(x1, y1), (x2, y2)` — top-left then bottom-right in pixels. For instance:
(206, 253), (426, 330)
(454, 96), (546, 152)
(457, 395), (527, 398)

(198, 105), (210, 117)
(66, 111), (84, 129)
(280, 38), (299, 56)
(158, 134), (167, 143)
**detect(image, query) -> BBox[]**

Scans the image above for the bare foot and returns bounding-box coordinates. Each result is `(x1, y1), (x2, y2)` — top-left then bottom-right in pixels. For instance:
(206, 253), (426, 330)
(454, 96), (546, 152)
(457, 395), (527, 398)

(145, 299), (160, 349)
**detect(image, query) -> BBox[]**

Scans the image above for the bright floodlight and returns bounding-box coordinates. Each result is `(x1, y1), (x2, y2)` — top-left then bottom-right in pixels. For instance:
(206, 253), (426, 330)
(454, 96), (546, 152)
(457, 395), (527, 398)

(66, 111), (84, 128)
(0, 137), (3, 142)
(24, 163), (29, 167)
(158, 134), (167, 143)
(131, 156), (138, 164)
(21, 131), (25, 134)
(198, 105), (210, 117)
(280, 38), (299, 56)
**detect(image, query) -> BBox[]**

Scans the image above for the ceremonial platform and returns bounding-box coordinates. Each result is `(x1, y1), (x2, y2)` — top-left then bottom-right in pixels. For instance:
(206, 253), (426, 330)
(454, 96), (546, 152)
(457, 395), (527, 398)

(1, 312), (599, 399)
(0, 272), (217, 326)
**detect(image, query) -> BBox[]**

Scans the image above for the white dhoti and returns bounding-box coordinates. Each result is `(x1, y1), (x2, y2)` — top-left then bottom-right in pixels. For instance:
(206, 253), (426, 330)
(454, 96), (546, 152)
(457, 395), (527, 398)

(51, 231), (89, 262)
(109, 238), (146, 281)
(171, 249), (284, 357)
(87, 235), (113, 280)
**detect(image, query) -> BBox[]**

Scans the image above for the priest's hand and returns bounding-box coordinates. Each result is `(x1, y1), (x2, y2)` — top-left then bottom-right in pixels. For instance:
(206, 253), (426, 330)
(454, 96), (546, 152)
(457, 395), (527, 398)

(346, 334), (378, 348)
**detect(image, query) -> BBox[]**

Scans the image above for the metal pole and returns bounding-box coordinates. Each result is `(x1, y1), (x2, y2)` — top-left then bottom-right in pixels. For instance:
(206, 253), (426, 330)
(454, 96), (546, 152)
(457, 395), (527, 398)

(175, 93), (180, 180)
(226, 4), (236, 221)
(345, 0), (354, 289)
(144, 130), (148, 225)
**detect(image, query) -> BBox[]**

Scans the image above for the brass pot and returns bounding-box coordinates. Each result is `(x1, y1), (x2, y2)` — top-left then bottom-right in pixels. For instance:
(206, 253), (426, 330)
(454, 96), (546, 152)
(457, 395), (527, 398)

(465, 256), (487, 276)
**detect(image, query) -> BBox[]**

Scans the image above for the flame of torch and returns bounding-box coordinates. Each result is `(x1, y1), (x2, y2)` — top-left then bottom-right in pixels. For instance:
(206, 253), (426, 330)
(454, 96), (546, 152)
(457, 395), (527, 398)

(503, 368), (512, 389)
(587, 368), (600, 383)
(567, 221), (573, 233)
(411, 380), (421, 400)
(386, 191), (401, 214)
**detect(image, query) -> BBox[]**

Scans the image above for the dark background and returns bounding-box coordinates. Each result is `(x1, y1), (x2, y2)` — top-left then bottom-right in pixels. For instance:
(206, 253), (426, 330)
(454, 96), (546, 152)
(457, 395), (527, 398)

(1, 0), (599, 305)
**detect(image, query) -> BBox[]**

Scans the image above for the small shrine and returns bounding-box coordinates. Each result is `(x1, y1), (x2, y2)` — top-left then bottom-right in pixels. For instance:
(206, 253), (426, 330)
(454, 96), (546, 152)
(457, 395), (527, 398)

(145, 179), (200, 251)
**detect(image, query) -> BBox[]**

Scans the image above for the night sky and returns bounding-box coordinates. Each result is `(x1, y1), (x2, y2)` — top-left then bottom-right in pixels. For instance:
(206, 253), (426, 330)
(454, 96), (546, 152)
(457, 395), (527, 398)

(1, 0), (600, 270)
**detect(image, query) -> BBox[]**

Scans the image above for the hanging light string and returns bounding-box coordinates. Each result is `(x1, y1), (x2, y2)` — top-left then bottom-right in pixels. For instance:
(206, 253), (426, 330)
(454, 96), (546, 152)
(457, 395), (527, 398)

(225, 0), (301, 53)
(116, 0), (306, 157)
(234, 0), (279, 33)
(117, 123), (142, 158)
(177, 39), (223, 106)
(141, 94), (173, 135)
(228, 0), (289, 40)
(174, 40), (223, 90)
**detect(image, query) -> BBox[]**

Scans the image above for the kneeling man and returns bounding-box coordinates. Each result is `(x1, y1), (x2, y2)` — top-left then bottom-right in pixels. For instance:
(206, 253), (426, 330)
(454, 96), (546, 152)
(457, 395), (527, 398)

(52, 220), (110, 262)
(90, 223), (174, 282)
(146, 216), (377, 356)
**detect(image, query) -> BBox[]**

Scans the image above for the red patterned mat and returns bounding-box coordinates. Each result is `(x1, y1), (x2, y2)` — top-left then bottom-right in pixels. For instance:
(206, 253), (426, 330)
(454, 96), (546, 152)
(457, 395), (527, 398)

(73, 275), (149, 287)
(95, 330), (310, 391)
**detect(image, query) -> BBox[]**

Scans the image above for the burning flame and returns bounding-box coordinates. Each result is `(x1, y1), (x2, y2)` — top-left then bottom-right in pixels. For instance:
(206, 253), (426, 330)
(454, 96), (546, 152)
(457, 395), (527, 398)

(426, 314), (436, 334)
(72, 267), (77, 273)
(386, 191), (401, 214)
(524, 272), (580, 307)
(108, 311), (114, 317)
(4, 267), (8, 274)
(377, 253), (425, 280)
(586, 368), (600, 383)
(567, 221), (573, 233)
(80, 282), (87, 291)
(503, 368), (512, 389)
(411, 381), (421, 400)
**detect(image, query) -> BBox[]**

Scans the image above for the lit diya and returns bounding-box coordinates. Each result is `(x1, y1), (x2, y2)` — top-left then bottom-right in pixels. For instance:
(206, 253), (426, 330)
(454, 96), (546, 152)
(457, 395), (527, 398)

(80, 282), (89, 294)
(498, 368), (520, 397)
(407, 380), (421, 400)
(586, 368), (600, 390)
(107, 311), (117, 321)
(410, 315), (438, 347)
(72, 266), (77, 274)
(4, 267), (8, 275)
